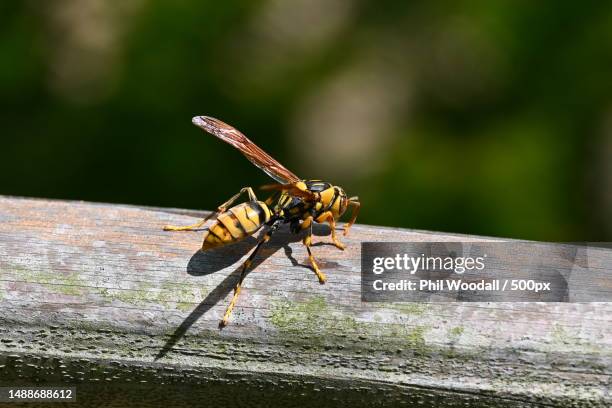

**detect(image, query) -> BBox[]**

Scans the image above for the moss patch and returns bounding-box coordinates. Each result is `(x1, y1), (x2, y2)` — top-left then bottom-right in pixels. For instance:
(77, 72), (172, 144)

(449, 326), (464, 337)
(271, 296), (333, 333)
(9, 262), (85, 296)
(270, 296), (432, 353)
(100, 281), (199, 312)
(388, 303), (427, 316)
(270, 296), (364, 347)
(550, 323), (571, 345)
(405, 326), (427, 349)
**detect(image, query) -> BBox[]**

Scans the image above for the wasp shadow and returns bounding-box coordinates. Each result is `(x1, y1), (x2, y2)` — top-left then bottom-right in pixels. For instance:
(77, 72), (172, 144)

(186, 237), (259, 276)
(156, 224), (334, 360)
(185, 223), (332, 275)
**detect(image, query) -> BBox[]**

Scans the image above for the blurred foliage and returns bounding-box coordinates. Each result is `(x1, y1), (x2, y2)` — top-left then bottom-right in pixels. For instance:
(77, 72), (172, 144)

(1, 0), (611, 241)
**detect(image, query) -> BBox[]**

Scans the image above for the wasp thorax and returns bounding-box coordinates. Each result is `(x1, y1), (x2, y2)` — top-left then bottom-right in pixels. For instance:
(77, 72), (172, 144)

(333, 187), (349, 219)
(314, 184), (348, 220)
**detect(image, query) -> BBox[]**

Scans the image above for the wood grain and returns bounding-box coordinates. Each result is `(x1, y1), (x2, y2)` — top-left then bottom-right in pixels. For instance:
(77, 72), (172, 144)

(0, 196), (610, 407)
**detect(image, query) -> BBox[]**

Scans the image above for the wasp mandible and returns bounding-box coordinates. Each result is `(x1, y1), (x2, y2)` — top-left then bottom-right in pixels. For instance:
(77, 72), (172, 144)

(163, 116), (361, 326)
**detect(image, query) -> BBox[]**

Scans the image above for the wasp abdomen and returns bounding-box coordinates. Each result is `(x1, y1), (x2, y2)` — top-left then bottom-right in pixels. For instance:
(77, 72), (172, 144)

(202, 201), (271, 250)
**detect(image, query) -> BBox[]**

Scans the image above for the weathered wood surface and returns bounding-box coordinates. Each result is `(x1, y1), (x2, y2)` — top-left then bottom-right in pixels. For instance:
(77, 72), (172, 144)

(0, 195), (610, 407)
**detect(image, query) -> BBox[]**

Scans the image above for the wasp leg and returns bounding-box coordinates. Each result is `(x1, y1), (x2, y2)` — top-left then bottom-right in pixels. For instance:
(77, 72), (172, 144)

(221, 221), (279, 326)
(343, 197), (361, 237)
(315, 211), (345, 250)
(326, 212), (346, 250)
(301, 216), (327, 283)
(163, 187), (257, 231)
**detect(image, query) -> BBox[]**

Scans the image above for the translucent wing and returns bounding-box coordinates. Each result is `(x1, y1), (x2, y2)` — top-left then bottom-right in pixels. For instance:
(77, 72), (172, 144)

(192, 116), (300, 184)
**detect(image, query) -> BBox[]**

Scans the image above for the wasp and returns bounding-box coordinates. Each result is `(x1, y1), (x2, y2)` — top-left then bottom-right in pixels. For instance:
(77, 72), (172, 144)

(163, 116), (360, 326)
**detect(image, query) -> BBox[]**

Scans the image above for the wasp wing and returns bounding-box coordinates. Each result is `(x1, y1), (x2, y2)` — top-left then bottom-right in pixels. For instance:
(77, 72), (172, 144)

(260, 183), (317, 201)
(192, 116), (301, 184)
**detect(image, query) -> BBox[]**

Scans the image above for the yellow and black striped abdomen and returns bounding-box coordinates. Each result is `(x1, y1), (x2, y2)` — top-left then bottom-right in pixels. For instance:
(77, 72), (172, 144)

(202, 201), (271, 250)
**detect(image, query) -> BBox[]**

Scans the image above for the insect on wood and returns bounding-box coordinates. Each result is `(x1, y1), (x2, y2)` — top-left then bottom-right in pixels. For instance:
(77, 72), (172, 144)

(163, 116), (361, 326)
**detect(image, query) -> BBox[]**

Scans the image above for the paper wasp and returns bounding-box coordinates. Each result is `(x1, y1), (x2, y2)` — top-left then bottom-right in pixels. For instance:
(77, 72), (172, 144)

(163, 116), (360, 326)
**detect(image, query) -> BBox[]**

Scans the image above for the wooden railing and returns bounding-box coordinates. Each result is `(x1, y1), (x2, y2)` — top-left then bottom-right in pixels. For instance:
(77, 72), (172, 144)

(0, 196), (609, 407)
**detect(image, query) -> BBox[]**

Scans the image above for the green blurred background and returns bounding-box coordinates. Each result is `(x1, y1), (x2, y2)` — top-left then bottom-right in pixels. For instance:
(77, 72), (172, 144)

(1, 1), (611, 241)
